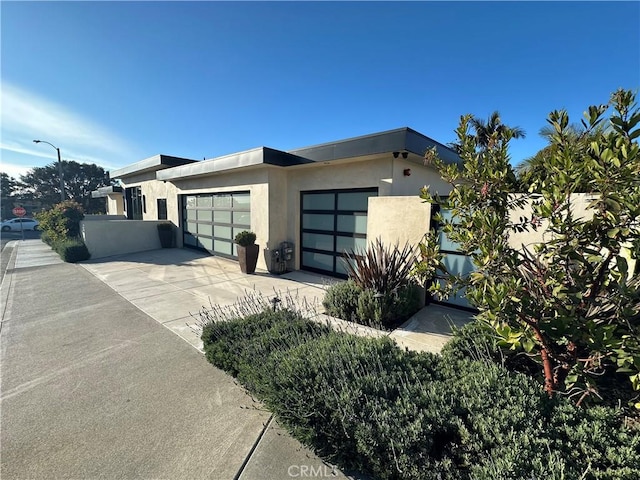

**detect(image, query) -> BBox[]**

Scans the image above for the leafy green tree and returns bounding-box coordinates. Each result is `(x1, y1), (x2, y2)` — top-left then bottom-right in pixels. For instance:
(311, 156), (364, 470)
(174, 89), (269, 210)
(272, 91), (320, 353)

(417, 89), (640, 407)
(0, 172), (22, 197)
(469, 110), (526, 149)
(1, 172), (23, 219)
(20, 160), (111, 213)
(516, 123), (608, 192)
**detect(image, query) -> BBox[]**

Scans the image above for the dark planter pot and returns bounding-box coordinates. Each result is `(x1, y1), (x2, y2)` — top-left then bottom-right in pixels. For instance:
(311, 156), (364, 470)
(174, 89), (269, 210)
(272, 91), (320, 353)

(237, 244), (259, 274)
(158, 228), (174, 248)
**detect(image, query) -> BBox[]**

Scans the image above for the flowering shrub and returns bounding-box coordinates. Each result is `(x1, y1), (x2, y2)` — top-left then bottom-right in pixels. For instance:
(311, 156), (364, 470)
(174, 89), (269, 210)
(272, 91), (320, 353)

(36, 200), (89, 262)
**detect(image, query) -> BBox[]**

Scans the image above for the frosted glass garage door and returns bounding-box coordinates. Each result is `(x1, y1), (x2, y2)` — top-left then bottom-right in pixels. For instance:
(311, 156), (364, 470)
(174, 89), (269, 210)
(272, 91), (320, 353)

(300, 188), (376, 277)
(182, 192), (250, 258)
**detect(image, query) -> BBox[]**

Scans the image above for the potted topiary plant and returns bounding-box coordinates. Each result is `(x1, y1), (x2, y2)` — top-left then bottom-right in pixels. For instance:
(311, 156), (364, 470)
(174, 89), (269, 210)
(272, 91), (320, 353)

(157, 222), (174, 248)
(234, 230), (259, 274)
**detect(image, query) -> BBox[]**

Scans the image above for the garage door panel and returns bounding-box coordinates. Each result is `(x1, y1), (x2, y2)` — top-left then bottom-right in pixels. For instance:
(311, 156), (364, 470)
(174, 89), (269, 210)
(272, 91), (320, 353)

(337, 191), (375, 210)
(214, 210), (231, 223)
(337, 214), (367, 234)
(198, 224), (213, 236)
(214, 240), (233, 256)
(198, 196), (212, 208)
(302, 232), (334, 251)
(336, 235), (366, 254)
(197, 210), (213, 222)
(233, 193), (251, 208)
(303, 193), (335, 210)
(303, 252), (334, 271)
(214, 195), (232, 208)
(233, 211), (250, 226)
(303, 214), (334, 230)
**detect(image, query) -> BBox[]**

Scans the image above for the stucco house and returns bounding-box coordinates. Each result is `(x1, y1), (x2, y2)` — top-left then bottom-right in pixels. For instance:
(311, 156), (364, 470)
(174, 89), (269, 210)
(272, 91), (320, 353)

(91, 127), (461, 280)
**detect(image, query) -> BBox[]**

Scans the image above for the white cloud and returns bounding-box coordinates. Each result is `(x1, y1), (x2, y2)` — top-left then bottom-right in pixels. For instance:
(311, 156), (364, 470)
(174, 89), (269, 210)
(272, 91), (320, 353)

(0, 162), (31, 179)
(0, 82), (139, 173)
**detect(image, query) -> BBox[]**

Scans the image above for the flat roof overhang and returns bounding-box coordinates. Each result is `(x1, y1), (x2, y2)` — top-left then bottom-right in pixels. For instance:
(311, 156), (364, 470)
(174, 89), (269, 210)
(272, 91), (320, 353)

(91, 186), (123, 198)
(157, 147), (313, 181)
(110, 154), (198, 179)
(288, 127), (461, 166)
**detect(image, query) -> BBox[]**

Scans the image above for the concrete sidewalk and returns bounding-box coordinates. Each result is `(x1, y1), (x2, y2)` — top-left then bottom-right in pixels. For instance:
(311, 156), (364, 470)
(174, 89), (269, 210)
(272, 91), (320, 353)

(1, 240), (351, 480)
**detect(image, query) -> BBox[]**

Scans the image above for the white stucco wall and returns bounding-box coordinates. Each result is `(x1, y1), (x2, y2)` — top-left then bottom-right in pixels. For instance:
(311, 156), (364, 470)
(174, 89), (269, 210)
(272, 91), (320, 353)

(81, 220), (169, 259)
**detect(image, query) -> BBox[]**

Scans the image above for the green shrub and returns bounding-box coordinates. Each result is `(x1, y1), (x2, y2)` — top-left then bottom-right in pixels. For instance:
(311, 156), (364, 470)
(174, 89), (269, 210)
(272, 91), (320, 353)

(323, 280), (422, 330)
(234, 230), (256, 246)
(36, 200), (85, 244)
(36, 200), (90, 262)
(200, 305), (640, 480)
(55, 238), (91, 263)
(356, 284), (422, 330)
(202, 308), (330, 394)
(322, 279), (362, 321)
(40, 230), (53, 246)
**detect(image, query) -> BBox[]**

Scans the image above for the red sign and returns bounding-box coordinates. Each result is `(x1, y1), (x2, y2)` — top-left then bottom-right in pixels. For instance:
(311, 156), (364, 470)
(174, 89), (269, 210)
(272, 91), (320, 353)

(12, 206), (26, 217)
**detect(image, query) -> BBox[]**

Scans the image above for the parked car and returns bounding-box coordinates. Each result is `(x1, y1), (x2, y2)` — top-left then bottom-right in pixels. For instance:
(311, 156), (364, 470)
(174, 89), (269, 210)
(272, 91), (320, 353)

(1, 217), (40, 232)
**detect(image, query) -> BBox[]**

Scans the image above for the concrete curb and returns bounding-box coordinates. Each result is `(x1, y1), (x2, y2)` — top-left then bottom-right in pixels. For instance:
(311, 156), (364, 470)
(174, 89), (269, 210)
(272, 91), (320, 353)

(0, 240), (19, 331)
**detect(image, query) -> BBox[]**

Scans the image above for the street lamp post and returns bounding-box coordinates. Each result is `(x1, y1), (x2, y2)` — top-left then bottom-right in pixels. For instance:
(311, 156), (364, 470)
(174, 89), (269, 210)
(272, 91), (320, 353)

(33, 140), (65, 201)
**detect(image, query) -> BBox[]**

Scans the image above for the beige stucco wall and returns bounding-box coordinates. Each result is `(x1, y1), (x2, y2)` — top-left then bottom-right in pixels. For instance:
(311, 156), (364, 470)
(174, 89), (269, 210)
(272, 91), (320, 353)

(81, 220), (167, 259)
(367, 196), (432, 249)
(134, 180), (180, 224)
(105, 195), (124, 216)
(507, 193), (597, 251)
(390, 158), (453, 197)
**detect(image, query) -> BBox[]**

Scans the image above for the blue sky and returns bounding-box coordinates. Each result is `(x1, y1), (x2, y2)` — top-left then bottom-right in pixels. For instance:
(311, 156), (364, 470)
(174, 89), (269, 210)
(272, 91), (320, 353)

(2, 1), (638, 180)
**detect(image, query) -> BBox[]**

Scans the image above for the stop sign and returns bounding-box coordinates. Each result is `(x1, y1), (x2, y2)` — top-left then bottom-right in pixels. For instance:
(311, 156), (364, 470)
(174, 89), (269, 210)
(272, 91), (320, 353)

(12, 206), (26, 217)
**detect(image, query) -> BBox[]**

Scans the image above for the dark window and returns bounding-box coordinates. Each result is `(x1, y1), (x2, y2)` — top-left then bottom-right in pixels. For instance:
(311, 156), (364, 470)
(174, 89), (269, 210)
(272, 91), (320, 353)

(125, 187), (143, 220)
(157, 198), (168, 220)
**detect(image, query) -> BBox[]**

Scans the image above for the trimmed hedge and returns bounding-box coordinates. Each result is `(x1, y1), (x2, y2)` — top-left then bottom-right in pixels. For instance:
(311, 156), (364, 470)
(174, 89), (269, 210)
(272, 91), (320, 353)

(201, 309), (640, 480)
(55, 238), (91, 263)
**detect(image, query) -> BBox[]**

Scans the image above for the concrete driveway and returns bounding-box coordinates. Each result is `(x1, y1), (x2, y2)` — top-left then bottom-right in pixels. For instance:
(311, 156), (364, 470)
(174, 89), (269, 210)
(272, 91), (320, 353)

(79, 246), (471, 354)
